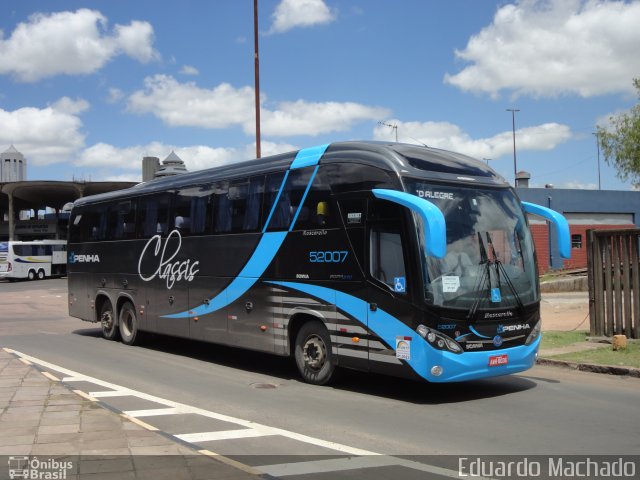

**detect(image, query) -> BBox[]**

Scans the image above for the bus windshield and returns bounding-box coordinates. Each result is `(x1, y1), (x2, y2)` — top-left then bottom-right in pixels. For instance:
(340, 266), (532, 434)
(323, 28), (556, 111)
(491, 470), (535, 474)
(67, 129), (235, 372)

(406, 180), (538, 311)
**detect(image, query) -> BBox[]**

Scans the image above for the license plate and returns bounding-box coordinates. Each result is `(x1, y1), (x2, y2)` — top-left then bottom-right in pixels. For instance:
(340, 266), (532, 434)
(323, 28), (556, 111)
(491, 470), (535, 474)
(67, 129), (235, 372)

(489, 354), (508, 367)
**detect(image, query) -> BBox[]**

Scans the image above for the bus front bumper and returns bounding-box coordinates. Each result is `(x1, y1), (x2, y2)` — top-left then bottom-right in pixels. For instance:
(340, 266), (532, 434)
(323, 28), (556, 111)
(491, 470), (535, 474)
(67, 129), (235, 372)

(419, 336), (541, 383)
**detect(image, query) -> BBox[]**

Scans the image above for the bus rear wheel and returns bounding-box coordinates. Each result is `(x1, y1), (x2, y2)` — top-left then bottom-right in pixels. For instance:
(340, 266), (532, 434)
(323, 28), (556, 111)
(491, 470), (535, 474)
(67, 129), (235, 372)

(27, 270), (36, 281)
(100, 301), (119, 341)
(37, 269), (45, 280)
(119, 301), (139, 346)
(294, 321), (335, 385)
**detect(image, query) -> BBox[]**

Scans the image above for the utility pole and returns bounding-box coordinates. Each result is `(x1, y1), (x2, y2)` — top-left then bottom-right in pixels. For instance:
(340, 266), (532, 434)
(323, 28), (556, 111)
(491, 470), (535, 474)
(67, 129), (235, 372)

(253, 0), (261, 158)
(593, 132), (601, 190)
(506, 108), (520, 182)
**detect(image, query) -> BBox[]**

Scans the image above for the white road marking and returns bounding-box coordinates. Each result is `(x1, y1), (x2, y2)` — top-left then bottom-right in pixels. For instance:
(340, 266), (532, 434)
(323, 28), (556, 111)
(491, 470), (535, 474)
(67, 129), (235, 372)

(123, 407), (182, 417)
(176, 429), (274, 442)
(7, 348), (471, 479)
(9, 349), (377, 456)
(89, 390), (135, 397)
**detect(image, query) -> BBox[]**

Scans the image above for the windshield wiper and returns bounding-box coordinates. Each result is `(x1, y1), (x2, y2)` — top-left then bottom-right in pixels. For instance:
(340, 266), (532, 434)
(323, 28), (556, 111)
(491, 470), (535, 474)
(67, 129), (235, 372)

(486, 231), (525, 314)
(467, 232), (490, 322)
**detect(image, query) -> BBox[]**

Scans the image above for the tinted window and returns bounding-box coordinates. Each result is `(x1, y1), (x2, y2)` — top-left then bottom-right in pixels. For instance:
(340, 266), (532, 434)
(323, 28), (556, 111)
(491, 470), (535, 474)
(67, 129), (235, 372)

(138, 195), (170, 238)
(266, 168), (313, 231)
(107, 201), (136, 240)
(292, 168), (338, 230)
(263, 172), (287, 230)
(213, 182), (231, 233)
(369, 226), (407, 294)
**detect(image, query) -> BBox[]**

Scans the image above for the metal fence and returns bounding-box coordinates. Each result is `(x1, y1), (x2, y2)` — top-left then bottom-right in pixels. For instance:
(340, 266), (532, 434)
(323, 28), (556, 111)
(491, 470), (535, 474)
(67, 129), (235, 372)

(587, 228), (640, 339)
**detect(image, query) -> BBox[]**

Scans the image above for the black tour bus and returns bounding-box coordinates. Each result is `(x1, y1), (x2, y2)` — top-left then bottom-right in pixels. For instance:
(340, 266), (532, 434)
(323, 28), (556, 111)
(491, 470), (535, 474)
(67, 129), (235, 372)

(67, 141), (569, 384)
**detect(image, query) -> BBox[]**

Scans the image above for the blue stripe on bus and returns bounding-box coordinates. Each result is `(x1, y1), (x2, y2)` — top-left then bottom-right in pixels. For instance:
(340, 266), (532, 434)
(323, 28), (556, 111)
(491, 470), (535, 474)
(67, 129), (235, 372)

(266, 280), (430, 379)
(266, 281), (540, 382)
(289, 165), (319, 231)
(162, 231), (287, 318)
(163, 149), (326, 319)
(262, 170), (290, 234)
(289, 144), (329, 170)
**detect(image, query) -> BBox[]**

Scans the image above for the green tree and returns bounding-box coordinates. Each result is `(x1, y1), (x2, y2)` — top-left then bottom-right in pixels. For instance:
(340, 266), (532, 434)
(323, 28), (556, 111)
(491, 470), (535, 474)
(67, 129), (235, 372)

(596, 78), (640, 186)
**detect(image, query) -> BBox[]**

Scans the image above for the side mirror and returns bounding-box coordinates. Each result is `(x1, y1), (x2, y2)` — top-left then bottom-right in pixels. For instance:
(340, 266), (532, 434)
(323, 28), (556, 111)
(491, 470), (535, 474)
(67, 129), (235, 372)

(372, 189), (446, 258)
(521, 202), (571, 259)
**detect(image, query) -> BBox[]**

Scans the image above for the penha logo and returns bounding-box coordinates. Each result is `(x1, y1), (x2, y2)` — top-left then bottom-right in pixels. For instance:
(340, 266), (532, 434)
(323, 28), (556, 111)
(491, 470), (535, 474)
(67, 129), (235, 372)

(138, 229), (200, 290)
(67, 252), (100, 264)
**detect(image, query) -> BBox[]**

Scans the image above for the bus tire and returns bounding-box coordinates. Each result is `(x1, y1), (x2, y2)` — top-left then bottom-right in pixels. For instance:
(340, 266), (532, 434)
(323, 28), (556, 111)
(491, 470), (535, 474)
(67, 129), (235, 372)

(100, 301), (119, 341)
(27, 270), (36, 281)
(119, 301), (139, 346)
(37, 269), (45, 280)
(294, 321), (335, 385)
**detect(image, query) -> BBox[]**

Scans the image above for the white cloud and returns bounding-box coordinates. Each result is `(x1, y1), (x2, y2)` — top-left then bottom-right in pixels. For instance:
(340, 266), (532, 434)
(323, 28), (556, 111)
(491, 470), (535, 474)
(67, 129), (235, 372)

(0, 9), (158, 82)
(127, 75), (255, 128)
(0, 102), (86, 165)
(179, 65), (199, 76)
(260, 100), (389, 136)
(269, 0), (336, 34)
(107, 88), (124, 104)
(372, 119), (572, 159)
(75, 141), (298, 172)
(50, 97), (90, 115)
(127, 75), (388, 136)
(444, 0), (640, 98)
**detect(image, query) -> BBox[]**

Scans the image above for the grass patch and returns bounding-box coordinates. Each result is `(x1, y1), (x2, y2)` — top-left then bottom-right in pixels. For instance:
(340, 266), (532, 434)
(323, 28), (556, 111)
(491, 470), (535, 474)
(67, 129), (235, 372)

(541, 331), (588, 349)
(551, 342), (640, 369)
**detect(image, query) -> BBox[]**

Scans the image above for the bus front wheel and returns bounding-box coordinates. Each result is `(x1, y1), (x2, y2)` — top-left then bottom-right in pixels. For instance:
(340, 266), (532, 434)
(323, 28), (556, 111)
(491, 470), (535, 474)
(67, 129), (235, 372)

(294, 321), (335, 385)
(100, 301), (119, 341)
(27, 270), (36, 281)
(119, 302), (139, 346)
(37, 269), (45, 280)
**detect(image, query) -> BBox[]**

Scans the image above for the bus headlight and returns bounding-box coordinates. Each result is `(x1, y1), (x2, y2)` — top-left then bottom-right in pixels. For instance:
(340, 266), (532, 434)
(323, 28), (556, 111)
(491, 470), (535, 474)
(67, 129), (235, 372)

(416, 324), (463, 354)
(525, 320), (542, 345)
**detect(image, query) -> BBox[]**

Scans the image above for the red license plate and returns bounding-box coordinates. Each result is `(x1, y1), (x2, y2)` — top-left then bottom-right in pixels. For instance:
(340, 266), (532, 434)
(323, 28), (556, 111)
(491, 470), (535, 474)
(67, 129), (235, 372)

(489, 354), (508, 367)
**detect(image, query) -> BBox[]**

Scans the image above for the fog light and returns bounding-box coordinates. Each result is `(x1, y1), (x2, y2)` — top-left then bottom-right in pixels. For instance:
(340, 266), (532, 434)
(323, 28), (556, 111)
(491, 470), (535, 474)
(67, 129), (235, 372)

(427, 332), (436, 343)
(431, 365), (443, 377)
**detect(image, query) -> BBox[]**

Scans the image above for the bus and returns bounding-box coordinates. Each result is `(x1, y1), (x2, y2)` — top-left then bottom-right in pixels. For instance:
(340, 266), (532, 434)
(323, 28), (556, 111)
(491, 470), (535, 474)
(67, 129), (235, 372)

(0, 240), (67, 281)
(67, 141), (569, 384)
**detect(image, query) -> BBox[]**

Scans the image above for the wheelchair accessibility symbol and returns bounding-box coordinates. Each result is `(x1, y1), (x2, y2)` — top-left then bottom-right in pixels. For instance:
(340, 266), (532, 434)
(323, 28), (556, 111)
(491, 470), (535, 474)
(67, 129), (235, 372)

(394, 277), (406, 293)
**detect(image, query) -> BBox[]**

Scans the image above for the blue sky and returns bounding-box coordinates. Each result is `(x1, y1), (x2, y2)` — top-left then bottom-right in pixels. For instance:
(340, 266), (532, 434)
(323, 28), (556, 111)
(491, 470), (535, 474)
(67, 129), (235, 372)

(1, 0), (639, 190)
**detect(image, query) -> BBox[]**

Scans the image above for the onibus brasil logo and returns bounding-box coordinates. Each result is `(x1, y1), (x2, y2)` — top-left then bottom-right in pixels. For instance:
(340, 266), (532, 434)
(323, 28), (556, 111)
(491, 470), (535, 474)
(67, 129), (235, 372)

(8, 456), (73, 479)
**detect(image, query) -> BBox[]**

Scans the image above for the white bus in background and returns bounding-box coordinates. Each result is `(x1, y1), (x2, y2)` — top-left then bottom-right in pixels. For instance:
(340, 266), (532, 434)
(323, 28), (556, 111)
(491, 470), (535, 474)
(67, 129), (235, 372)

(0, 240), (67, 280)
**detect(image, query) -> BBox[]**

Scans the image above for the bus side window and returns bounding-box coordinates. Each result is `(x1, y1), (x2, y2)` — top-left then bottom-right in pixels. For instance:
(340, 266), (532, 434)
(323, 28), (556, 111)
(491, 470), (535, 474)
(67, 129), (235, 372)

(266, 168), (313, 231)
(138, 195), (169, 238)
(109, 201), (135, 240)
(228, 180), (249, 233)
(263, 172), (287, 230)
(212, 182), (231, 233)
(368, 200), (408, 293)
(369, 226), (407, 293)
(242, 176), (264, 232)
(292, 168), (337, 230)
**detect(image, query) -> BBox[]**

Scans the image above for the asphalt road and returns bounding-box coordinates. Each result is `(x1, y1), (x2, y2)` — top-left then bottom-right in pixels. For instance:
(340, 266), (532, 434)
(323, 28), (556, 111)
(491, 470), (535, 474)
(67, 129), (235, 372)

(2, 278), (639, 461)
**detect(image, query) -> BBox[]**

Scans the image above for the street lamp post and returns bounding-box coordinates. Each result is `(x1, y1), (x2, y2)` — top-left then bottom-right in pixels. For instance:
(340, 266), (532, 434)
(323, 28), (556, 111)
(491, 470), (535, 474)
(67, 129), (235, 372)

(506, 108), (520, 183)
(593, 132), (601, 190)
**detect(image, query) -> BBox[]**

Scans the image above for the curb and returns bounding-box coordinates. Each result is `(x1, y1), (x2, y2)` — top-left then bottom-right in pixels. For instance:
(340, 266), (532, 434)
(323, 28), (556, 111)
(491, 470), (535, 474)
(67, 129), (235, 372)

(537, 357), (640, 378)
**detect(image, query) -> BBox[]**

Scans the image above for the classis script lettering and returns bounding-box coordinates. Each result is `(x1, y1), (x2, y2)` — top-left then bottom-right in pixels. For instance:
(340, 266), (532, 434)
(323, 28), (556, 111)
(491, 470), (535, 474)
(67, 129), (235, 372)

(138, 230), (200, 289)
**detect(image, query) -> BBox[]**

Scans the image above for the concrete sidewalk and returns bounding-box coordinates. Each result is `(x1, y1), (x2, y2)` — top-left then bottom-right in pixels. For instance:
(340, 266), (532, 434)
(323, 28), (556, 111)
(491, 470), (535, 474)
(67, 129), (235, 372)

(0, 349), (256, 479)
